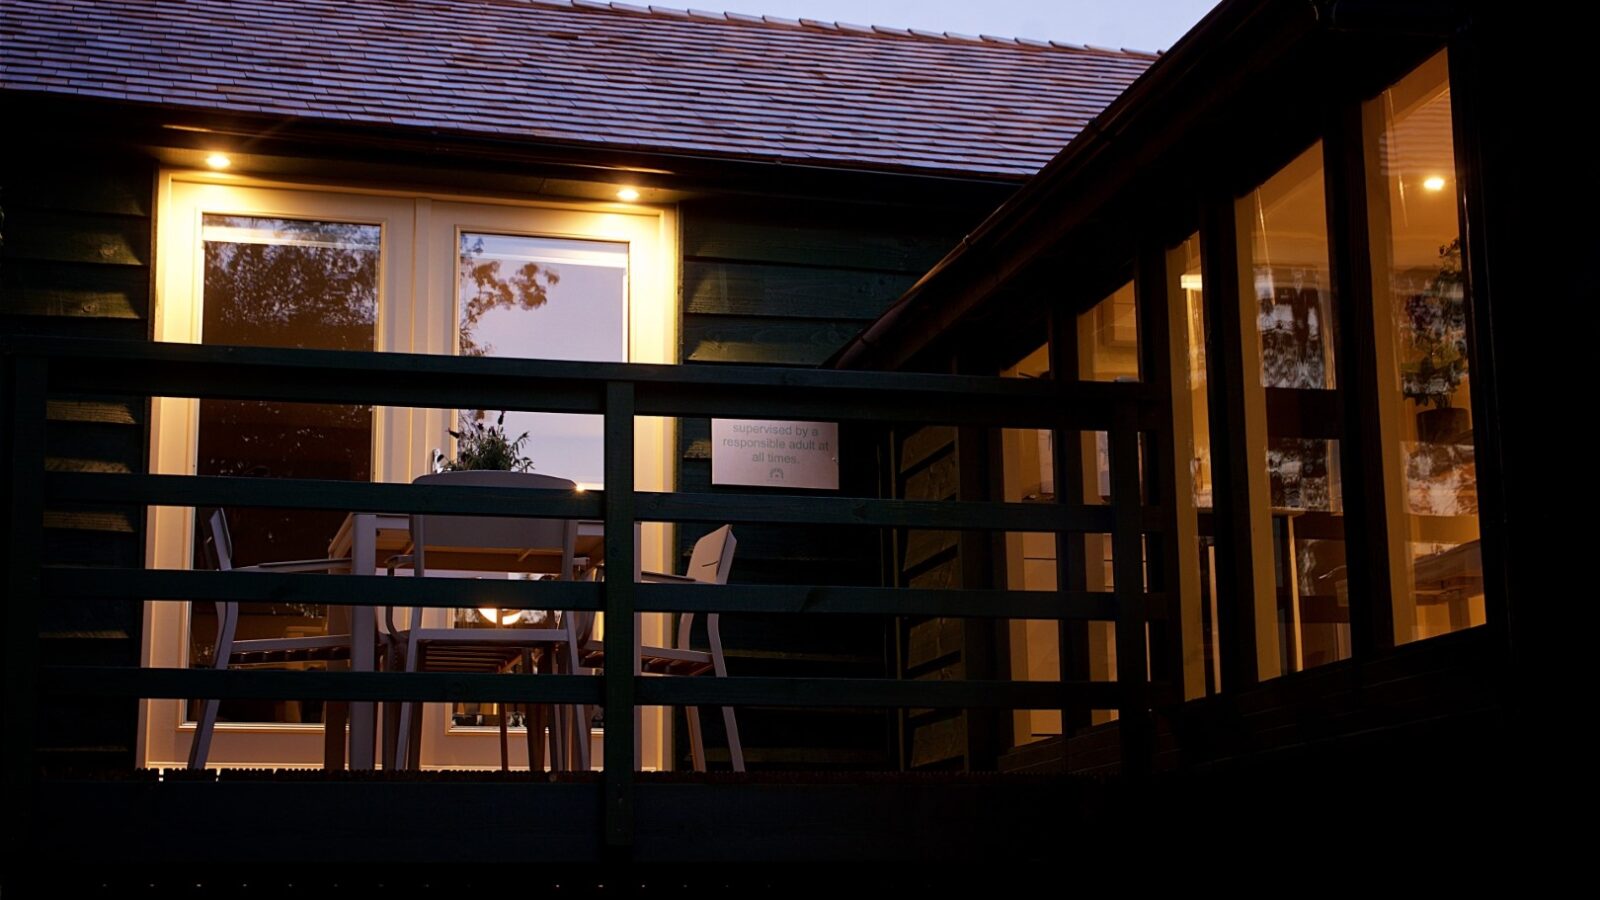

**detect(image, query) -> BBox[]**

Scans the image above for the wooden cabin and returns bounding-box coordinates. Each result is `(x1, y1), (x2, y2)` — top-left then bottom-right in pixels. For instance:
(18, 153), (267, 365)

(0, 0), (1556, 884)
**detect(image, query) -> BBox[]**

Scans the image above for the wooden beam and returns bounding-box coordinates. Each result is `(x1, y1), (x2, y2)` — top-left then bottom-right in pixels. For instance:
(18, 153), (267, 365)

(42, 667), (605, 704)
(1108, 405), (1152, 776)
(4, 355), (47, 867)
(633, 677), (1125, 710)
(1325, 98), (1397, 656)
(1049, 304), (1094, 739)
(12, 335), (1161, 430)
(43, 566), (1166, 621)
(41, 666), (1133, 715)
(1199, 198), (1270, 687)
(1137, 242), (1203, 702)
(602, 381), (635, 855)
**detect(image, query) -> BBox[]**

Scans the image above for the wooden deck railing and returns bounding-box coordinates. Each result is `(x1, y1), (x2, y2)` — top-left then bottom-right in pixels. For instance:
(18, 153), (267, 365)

(2, 336), (1176, 861)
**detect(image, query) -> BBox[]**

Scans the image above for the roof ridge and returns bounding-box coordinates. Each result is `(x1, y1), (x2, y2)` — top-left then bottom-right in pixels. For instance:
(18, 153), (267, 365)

(530, 0), (1163, 57)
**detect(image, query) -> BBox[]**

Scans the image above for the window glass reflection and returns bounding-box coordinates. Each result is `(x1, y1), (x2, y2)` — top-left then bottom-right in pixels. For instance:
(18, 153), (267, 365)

(1239, 146), (1352, 675)
(1364, 50), (1485, 642)
(191, 215), (380, 726)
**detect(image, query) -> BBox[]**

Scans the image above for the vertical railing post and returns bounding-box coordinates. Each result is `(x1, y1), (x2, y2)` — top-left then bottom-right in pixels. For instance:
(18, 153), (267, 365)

(602, 380), (636, 857)
(4, 353), (47, 863)
(1137, 243), (1199, 705)
(1047, 308), (1092, 751)
(1108, 404), (1152, 777)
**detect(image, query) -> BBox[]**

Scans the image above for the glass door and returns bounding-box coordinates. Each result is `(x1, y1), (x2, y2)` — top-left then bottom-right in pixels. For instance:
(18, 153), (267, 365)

(145, 179), (677, 770)
(147, 182), (416, 768)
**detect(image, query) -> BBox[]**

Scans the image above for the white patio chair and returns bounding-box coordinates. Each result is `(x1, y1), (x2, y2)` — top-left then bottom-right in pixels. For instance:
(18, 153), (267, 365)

(383, 470), (582, 772)
(188, 508), (356, 770)
(562, 524), (745, 772)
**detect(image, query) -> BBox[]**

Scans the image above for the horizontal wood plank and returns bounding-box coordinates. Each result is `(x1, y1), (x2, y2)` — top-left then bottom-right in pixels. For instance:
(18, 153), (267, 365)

(683, 214), (955, 273)
(683, 261), (913, 320)
(0, 260), (149, 319)
(19, 337), (1156, 429)
(0, 165), (152, 216)
(43, 667), (606, 704)
(44, 568), (1155, 621)
(635, 676), (1120, 709)
(44, 666), (1127, 710)
(2, 209), (150, 266)
(683, 316), (865, 366)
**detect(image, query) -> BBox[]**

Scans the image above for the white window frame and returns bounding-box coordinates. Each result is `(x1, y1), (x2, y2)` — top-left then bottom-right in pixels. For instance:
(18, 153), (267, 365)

(143, 171), (678, 770)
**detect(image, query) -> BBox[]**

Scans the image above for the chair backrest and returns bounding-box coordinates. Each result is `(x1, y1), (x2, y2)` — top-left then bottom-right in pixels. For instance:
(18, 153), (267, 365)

(674, 525), (735, 649)
(406, 471), (581, 630)
(570, 525), (736, 649)
(200, 508), (236, 572)
(408, 470), (579, 572)
(684, 525), (736, 585)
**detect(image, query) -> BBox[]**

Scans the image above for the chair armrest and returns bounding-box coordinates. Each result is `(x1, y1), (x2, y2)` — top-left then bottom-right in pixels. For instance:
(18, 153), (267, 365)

(639, 570), (698, 584)
(235, 558), (351, 574)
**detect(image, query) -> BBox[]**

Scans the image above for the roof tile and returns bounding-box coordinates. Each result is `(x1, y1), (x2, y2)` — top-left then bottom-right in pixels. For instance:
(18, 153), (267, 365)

(0, 0), (1155, 177)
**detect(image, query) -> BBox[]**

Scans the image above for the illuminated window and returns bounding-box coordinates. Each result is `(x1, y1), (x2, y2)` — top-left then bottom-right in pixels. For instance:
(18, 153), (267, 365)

(1363, 51), (1484, 642)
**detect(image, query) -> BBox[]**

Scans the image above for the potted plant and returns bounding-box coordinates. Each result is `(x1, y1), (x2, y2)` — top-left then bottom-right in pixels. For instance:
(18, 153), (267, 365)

(433, 410), (535, 473)
(1399, 238), (1470, 443)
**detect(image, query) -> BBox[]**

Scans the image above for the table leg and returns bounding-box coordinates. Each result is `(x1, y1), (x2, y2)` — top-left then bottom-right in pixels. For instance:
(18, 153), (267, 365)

(349, 513), (378, 770)
(324, 701), (348, 770)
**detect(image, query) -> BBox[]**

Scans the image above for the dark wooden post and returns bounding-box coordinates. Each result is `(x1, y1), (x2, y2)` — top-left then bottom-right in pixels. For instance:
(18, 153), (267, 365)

(1323, 99), (1397, 657)
(1108, 403), (1151, 776)
(1199, 198), (1266, 688)
(1135, 243), (1194, 703)
(1047, 308), (1092, 746)
(4, 353), (47, 864)
(603, 380), (636, 856)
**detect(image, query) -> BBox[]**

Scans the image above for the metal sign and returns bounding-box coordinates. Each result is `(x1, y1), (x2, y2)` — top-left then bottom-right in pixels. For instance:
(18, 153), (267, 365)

(711, 419), (839, 490)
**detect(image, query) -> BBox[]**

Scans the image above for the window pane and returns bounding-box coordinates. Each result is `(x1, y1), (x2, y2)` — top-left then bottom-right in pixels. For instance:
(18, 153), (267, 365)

(1078, 281), (1140, 382)
(450, 233), (628, 721)
(456, 233), (627, 489)
(998, 344), (1063, 743)
(1364, 50), (1484, 642)
(1239, 146), (1352, 676)
(191, 215), (379, 726)
(1168, 234), (1220, 695)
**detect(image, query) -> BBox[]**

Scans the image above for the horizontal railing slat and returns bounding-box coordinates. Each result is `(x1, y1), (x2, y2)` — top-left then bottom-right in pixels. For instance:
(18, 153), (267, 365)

(42, 668), (605, 704)
(41, 667), (1131, 709)
(638, 492), (1117, 531)
(46, 472), (603, 518)
(638, 583), (1157, 620)
(44, 568), (604, 611)
(43, 568), (1165, 620)
(46, 472), (1131, 531)
(15, 337), (1158, 428)
(634, 676), (1125, 710)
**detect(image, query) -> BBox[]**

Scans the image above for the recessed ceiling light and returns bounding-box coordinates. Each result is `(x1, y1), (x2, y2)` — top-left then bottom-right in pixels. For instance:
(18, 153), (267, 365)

(205, 153), (231, 170)
(616, 187), (640, 202)
(1422, 175), (1446, 192)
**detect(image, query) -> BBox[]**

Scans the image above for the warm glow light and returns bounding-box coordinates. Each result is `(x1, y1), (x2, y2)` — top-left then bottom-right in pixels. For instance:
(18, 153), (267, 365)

(1422, 175), (1446, 192)
(477, 607), (524, 626)
(205, 153), (231, 170)
(1180, 274), (1204, 292)
(616, 187), (640, 202)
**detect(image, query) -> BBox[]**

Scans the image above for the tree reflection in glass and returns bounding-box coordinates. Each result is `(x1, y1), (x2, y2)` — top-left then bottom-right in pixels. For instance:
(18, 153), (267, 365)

(190, 215), (380, 725)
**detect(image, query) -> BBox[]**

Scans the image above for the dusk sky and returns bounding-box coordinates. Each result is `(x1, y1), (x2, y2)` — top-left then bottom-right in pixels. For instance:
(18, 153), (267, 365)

(699, 0), (1221, 52)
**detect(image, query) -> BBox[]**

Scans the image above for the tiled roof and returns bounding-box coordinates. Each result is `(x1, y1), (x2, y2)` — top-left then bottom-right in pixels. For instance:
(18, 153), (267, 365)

(0, 0), (1157, 178)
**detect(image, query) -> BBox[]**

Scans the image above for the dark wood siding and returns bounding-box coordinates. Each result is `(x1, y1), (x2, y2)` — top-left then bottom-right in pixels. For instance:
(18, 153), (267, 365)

(675, 199), (974, 769)
(1, 149), (155, 772)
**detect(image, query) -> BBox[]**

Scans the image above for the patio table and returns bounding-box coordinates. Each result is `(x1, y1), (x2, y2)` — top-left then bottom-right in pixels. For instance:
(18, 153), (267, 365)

(325, 511), (605, 770)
